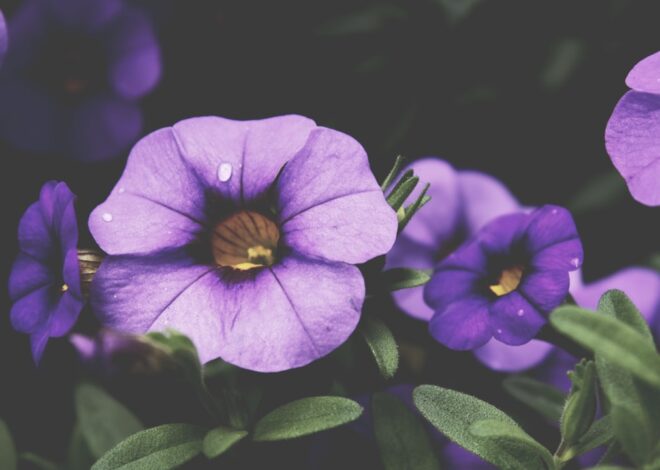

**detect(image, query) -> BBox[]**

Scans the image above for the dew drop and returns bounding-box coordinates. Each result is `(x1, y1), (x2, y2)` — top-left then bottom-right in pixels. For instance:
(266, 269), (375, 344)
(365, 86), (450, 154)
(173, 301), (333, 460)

(570, 257), (580, 268)
(117, 187), (125, 194)
(217, 162), (233, 182)
(551, 208), (558, 215)
(102, 212), (113, 222)
(517, 309), (524, 316)
(496, 328), (503, 335)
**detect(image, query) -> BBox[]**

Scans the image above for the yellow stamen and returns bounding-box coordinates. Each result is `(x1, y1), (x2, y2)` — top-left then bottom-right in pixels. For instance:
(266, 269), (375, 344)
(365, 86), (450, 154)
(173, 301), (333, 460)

(489, 265), (523, 296)
(61, 283), (69, 293)
(213, 211), (279, 271)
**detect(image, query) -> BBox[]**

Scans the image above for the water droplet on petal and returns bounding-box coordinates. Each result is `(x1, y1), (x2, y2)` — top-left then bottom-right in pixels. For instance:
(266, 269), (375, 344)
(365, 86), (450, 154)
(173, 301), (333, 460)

(517, 309), (524, 316)
(551, 208), (558, 215)
(496, 328), (503, 335)
(571, 257), (580, 268)
(117, 187), (125, 194)
(217, 162), (233, 182)
(102, 212), (113, 222)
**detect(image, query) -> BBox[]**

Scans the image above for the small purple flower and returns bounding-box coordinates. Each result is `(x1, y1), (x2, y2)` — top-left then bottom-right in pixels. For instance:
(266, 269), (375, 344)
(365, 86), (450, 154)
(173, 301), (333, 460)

(425, 206), (583, 350)
(605, 51), (660, 206)
(0, 10), (7, 67)
(89, 115), (397, 372)
(8, 181), (83, 363)
(385, 158), (520, 320)
(0, 0), (161, 161)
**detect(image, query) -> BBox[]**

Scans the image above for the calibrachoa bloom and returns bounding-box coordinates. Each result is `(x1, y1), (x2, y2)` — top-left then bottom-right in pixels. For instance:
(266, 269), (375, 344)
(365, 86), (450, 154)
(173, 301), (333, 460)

(385, 158), (519, 320)
(605, 50), (660, 206)
(89, 115), (398, 372)
(425, 205), (583, 350)
(8, 181), (83, 363)
(0, 0), (161, 161)
(475, 267), (660, 379)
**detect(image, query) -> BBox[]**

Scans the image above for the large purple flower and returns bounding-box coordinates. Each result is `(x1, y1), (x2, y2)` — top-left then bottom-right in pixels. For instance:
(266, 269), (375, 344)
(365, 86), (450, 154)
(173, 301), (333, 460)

(475, 267), (660, 377)
(605, 51), (660, 205)
(425, 206), (583, 350)
(89, 115), (398, 372)
(8, 181), (83, 363)
(0, 0), (161, 161)
(385, 158), (520, 320)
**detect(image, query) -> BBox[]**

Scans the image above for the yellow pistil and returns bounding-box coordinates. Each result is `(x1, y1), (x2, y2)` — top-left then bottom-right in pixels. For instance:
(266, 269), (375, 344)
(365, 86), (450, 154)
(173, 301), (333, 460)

(212, 211), (279, 271)
(61, 283), (69, 293)
(489, 265), (524, 296)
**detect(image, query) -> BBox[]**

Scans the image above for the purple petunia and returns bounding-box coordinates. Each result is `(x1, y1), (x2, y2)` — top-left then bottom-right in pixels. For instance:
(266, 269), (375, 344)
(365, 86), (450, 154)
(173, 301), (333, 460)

(88, 115), (398, 372)
(0, 0), (161, 162)
(385, 158), (520, 320)
(8, 181), (84, 363)
(425, 205), (583, 350)
(605, 50), (660, 206)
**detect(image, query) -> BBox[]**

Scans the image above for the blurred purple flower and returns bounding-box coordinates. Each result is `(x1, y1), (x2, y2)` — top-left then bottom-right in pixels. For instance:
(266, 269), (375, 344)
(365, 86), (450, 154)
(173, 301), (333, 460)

(425, 206), (583, 350)
(605, 51), (660, 206)
(0, 0), (161, 162)
(8, 181), (83, 363)
(385, 158), (519, 320)
(0, 10), (7, 66)
(89, 115), (397, 372)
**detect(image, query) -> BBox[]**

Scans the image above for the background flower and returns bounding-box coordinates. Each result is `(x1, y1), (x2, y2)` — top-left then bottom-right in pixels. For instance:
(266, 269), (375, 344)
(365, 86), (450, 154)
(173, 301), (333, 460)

(605, 50), (660, 206)
(0, 0), (161, 161)
(8, 181), (83, 363)
(0, 9), (7, 67)
(89, 115), (397, 372)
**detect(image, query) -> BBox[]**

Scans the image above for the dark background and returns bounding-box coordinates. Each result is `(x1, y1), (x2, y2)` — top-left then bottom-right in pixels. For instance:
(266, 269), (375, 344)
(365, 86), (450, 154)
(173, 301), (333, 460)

(1, 0), (659, 468)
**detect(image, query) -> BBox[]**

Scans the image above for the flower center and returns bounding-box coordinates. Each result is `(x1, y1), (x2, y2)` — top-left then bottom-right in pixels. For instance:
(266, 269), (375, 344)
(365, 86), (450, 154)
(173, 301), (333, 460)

(61, 283), (69, 293)
(212, 211), (279, 270)
(489, 265), (523, 296)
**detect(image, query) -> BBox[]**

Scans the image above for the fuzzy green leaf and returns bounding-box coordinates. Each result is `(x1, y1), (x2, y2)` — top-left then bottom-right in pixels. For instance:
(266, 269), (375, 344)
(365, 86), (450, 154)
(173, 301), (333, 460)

(380, 155), (407, 191)
(0, 418), (17, 470)
(502, 376), (565, 422)
(372, 392), (440, 470)
(252, 397), (362, 442)
(75, 383), (143, 459)
(566, 416), (614, 460)
(382, 268), (432, 292)
(91, 423), (206, 470)
(561, 360), (597, 445)
(386, 172), (419, 211)
(359, 316), (399, 380)
(202, 426), (247, 459)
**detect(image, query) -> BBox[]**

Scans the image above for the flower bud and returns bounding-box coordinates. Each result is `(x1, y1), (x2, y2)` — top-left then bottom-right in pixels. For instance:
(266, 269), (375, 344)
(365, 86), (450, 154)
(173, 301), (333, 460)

(560, 359), (597, 446)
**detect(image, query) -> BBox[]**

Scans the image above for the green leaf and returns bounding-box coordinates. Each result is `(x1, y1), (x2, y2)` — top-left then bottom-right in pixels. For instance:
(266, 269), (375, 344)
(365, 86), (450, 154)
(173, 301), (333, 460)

(382, 268), (432, 292)
(502, 376), (565, 422)
(75, 383), (143, 459)
(413, 385), (543, 469)
(380, 155), (407, 191)
(386, 171), (419, 211)
(398, 184), (431, 232)
(568, 171), (627, 215)
(0, 418), (17, 470)
(611, 404), (654, 465)
(359, 316), (399, 380)
(91, 423), (206, 470)
(252, 396), (363, 441)
(598, 290), (654, 344)
(469, 419), (555, 469)
(67, 423), (95, 470)
(567, 416), (614, 460)
(549, 306), (660, 389)
(202, 426), (247, 459)
(560, 360), (597, 445)
(19, 454), (59, 470)
(372, 392), (440, 470)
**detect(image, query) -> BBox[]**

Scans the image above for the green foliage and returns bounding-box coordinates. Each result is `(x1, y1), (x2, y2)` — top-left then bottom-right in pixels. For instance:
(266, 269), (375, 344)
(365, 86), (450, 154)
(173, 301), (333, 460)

(67, 423), (96, 470)
(91, 423), (206, 470)
(382, 268), (432, 291)
(413, 385), (551, 469)
(359, 316), (399, 380)
(502, 376), (565, 422)
(202, 426), (247, 459)
(19, 453), (60, 470)
(75, 383), (143, 459)
(380, 155), (407, 191)
(252, 396), (363, 441)
(562, 417), (614, 462)
(560, 360), (597, 445)
(371, 392), (440, 470)
(398, 184), (431, 232)
(0, 418), (17, 470)
(387, 173), (420, 211)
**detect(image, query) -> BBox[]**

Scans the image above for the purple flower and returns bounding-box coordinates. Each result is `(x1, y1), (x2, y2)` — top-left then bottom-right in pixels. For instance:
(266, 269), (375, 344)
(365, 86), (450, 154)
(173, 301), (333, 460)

(475, 267), (660, 385)
(605, 51), (660, 206)
(0, 10), (7, 67)
(88, 115), (397, 372)
(385, 158), (520, 320)
(8, 181), (83, 363)
(425, 206), (583, 350)
(0, 0), (161, 162)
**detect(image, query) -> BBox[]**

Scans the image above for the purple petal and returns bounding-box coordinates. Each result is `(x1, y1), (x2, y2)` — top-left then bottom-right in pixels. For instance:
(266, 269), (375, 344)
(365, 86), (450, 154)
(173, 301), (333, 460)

(625, 51), (660, 94)
(475, 212), (529, 254)
(17, 201), (52, 261)
(48, 290), (84, 336)
(385, 236), (436, 320)
(519, 269), (569, 313)
(424, 269), (482, 312)
(10, 285), (52, 334)
(429, 297), (492, 350)
(474, 338), (554, 372)
(530, 238), (583, 271)
(532, 349), (577, 393)
(69, 96), (142, 162)
(279, 128), (397, 264)
(8, 254), (53, 301)
(89, 128), (207, 255)
(605, 91), (660, 206)
(106, 6), (161, 100)
(457, 170), (520, 234)
(172, 115), (317, 205)
(436, 239), (489, 275)
(395, 158), (462, 248)
(571, 267), (660, 324)
(0, 10), (7, 67)
(31, 328), (49, 364)
(489, 292), (546, 345)
(443, 443), (496, 469)
(524, 205), (580, 253)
